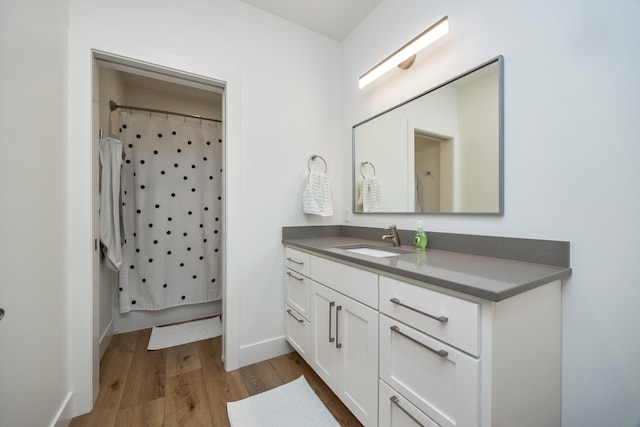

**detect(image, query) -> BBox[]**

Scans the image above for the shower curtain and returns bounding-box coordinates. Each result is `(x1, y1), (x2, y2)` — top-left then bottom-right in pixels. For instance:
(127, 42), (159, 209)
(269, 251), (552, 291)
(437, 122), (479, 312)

(117, 111), (222, 313)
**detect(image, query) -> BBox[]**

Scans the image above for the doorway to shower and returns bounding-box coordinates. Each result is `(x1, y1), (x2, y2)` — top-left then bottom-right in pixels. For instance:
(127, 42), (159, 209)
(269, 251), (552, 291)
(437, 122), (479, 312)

(93, 53), (227, 373)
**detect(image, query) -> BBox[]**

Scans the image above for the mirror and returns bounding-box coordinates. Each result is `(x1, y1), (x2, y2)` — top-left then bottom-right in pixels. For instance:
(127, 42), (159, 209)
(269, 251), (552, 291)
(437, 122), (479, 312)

(353, 56), (503, 214)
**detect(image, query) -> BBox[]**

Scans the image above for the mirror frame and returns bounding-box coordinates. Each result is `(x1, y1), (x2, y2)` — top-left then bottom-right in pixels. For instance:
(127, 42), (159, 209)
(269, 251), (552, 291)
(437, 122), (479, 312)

(352, 55), (504, 215)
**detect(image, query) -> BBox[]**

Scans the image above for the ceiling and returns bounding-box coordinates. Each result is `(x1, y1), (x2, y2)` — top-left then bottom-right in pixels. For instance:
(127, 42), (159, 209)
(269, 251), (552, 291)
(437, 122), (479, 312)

(238, 0), (383, 41)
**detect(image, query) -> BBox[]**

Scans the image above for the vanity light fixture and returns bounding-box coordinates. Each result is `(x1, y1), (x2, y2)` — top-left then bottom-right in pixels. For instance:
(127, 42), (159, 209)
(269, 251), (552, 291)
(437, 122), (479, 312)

(358, 16), (449, 89)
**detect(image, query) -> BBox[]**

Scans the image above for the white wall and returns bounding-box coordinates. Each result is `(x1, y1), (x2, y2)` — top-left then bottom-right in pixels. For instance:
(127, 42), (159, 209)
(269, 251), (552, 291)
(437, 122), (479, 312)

(119, 75), (222, 120)
(0, 1), (72, 426)
(67, 0), (341, 414)
(342, 1), (640, 425)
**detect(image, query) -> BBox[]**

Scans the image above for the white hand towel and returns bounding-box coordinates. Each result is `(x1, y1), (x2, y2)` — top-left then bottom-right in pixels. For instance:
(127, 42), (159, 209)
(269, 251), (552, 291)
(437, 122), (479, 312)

(302, 171), (333, 216)
(99, 137), (123, 271)
(360, 176), (382, 212)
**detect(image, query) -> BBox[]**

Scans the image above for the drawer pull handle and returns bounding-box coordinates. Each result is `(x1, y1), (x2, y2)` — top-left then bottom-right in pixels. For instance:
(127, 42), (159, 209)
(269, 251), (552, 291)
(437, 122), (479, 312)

(390, 325), (448, 358)
(287, 309), (304, 323)
(286, 257), (304, 265)
(328, 302), (335, 343)
(390, 298), (448, 323)
(286, 271), (304, 281)
(390, 396), (425, 427)
(336, 305), (343, 349)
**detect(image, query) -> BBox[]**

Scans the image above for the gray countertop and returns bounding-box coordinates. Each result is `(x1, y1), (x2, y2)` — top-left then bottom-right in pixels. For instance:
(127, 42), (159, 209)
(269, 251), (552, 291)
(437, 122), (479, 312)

(282, 228), (572, 302)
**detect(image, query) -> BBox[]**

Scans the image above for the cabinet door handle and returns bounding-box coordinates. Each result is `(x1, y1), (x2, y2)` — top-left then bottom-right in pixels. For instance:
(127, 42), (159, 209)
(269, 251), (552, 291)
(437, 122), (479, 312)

(286, 257), (304, 265)
(390, 396), (425, 427)
(287, 309), (304, 323)
(336, 305), (342, 349)
(390, 298), (448, 323)
(390, 325), (448, 358)
(286, 271), (304, 281)
(328, 302), (335, 343)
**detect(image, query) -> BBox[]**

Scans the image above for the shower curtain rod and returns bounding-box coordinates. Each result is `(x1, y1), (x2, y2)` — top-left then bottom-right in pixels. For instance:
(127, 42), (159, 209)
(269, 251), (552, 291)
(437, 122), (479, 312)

(110, 100), (221, 123)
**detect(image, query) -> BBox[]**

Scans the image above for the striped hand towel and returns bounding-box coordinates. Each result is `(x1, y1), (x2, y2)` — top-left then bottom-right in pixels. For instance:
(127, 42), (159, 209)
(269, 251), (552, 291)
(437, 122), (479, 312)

(302, 171), (333, 216)
(359, 177), (382, 212)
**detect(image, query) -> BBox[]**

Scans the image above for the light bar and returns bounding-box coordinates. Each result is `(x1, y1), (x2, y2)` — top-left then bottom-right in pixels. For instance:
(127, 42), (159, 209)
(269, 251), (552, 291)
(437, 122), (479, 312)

(359, 16), (449, 89)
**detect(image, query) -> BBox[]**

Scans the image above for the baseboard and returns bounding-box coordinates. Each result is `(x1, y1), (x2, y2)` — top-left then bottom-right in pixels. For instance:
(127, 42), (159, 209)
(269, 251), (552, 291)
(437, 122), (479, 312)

(99, 319), (114, 360)
(49, 392), (73, 427)
(239, 335), (293, 367)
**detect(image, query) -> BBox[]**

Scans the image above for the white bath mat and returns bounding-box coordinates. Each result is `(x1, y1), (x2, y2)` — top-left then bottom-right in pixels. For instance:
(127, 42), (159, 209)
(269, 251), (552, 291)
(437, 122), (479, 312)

(147, 317), (222, 350)
(227, 376), (339, 427)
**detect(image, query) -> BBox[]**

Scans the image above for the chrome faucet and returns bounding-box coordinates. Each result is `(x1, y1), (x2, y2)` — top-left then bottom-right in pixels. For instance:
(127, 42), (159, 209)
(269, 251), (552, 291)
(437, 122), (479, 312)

(382, 225), (401, 247)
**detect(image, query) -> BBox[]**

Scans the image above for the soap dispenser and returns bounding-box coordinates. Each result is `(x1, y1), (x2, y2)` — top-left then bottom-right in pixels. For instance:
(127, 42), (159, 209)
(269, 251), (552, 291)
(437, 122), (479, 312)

(413, 220), (427, 250)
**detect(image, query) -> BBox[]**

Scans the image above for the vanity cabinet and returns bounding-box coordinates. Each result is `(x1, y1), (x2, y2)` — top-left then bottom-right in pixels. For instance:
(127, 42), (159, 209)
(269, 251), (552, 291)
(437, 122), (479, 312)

(284, 244), (562, 427)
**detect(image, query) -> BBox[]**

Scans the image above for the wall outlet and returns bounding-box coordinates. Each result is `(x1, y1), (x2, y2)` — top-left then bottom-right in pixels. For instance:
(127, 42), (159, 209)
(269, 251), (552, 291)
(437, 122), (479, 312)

(344, 208), (352, 222)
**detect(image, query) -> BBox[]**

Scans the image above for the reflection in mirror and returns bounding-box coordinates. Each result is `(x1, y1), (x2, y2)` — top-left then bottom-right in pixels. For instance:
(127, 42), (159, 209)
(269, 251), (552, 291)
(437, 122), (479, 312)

(353, 56), (503, 214)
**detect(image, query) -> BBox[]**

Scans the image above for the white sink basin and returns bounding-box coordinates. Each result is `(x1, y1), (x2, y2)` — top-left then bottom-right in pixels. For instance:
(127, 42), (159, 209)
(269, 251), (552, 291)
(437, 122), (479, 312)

(344, 247), (402, 258)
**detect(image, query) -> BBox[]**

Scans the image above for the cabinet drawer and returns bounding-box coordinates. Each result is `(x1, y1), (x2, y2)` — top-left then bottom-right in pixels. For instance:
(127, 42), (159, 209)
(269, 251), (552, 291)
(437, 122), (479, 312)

(379, 380), (440, 427)
(285, 268), (310, 320)
(285, 246), (310, 276)
(380, 314), (479, 427)
(285, 305), (310, 363)
(380, 276), (480, 356)
(310, 255), (378, 309)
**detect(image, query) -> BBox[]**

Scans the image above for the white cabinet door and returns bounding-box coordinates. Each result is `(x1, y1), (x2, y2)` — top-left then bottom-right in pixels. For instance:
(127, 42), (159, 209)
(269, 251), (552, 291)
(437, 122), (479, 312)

(310, 280), (339, 390)
(310, 280), (379, 427)
(337, 293), (379, 427)
(380, 314), (479, 427)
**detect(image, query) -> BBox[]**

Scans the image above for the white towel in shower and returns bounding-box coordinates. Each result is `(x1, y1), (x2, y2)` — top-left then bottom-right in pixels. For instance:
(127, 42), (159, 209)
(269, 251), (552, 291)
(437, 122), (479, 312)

(302, 171), (334, 216)
(358, 177), (382, 212)
(99, 137), (123, 271)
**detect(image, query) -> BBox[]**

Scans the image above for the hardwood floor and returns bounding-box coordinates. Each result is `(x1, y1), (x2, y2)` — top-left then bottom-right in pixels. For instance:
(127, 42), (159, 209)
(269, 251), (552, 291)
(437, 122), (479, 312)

(70, 326), (362, 427)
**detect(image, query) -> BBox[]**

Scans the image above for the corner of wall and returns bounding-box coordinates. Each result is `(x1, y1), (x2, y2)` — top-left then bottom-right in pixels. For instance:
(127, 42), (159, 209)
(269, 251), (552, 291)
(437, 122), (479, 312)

(49, 392), (73, 427)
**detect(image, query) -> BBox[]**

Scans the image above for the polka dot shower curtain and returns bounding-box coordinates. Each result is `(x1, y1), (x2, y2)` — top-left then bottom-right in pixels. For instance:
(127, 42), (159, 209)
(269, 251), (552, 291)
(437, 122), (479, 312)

(117, 111), (222, 313)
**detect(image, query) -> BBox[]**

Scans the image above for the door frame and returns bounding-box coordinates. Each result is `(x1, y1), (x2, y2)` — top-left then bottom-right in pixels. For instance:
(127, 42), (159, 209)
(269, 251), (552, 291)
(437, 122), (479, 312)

(68, 49), (242, 415)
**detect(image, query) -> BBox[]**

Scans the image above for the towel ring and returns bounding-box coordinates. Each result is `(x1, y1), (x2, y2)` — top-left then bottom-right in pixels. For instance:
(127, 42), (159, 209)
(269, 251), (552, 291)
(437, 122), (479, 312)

(360, 161), (376, 178)
(308, 154), (327, 173)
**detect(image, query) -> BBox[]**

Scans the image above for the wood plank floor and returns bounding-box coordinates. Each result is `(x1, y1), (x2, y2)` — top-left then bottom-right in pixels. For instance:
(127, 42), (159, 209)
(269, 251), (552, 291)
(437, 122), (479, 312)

(70, 326), (362, 427)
